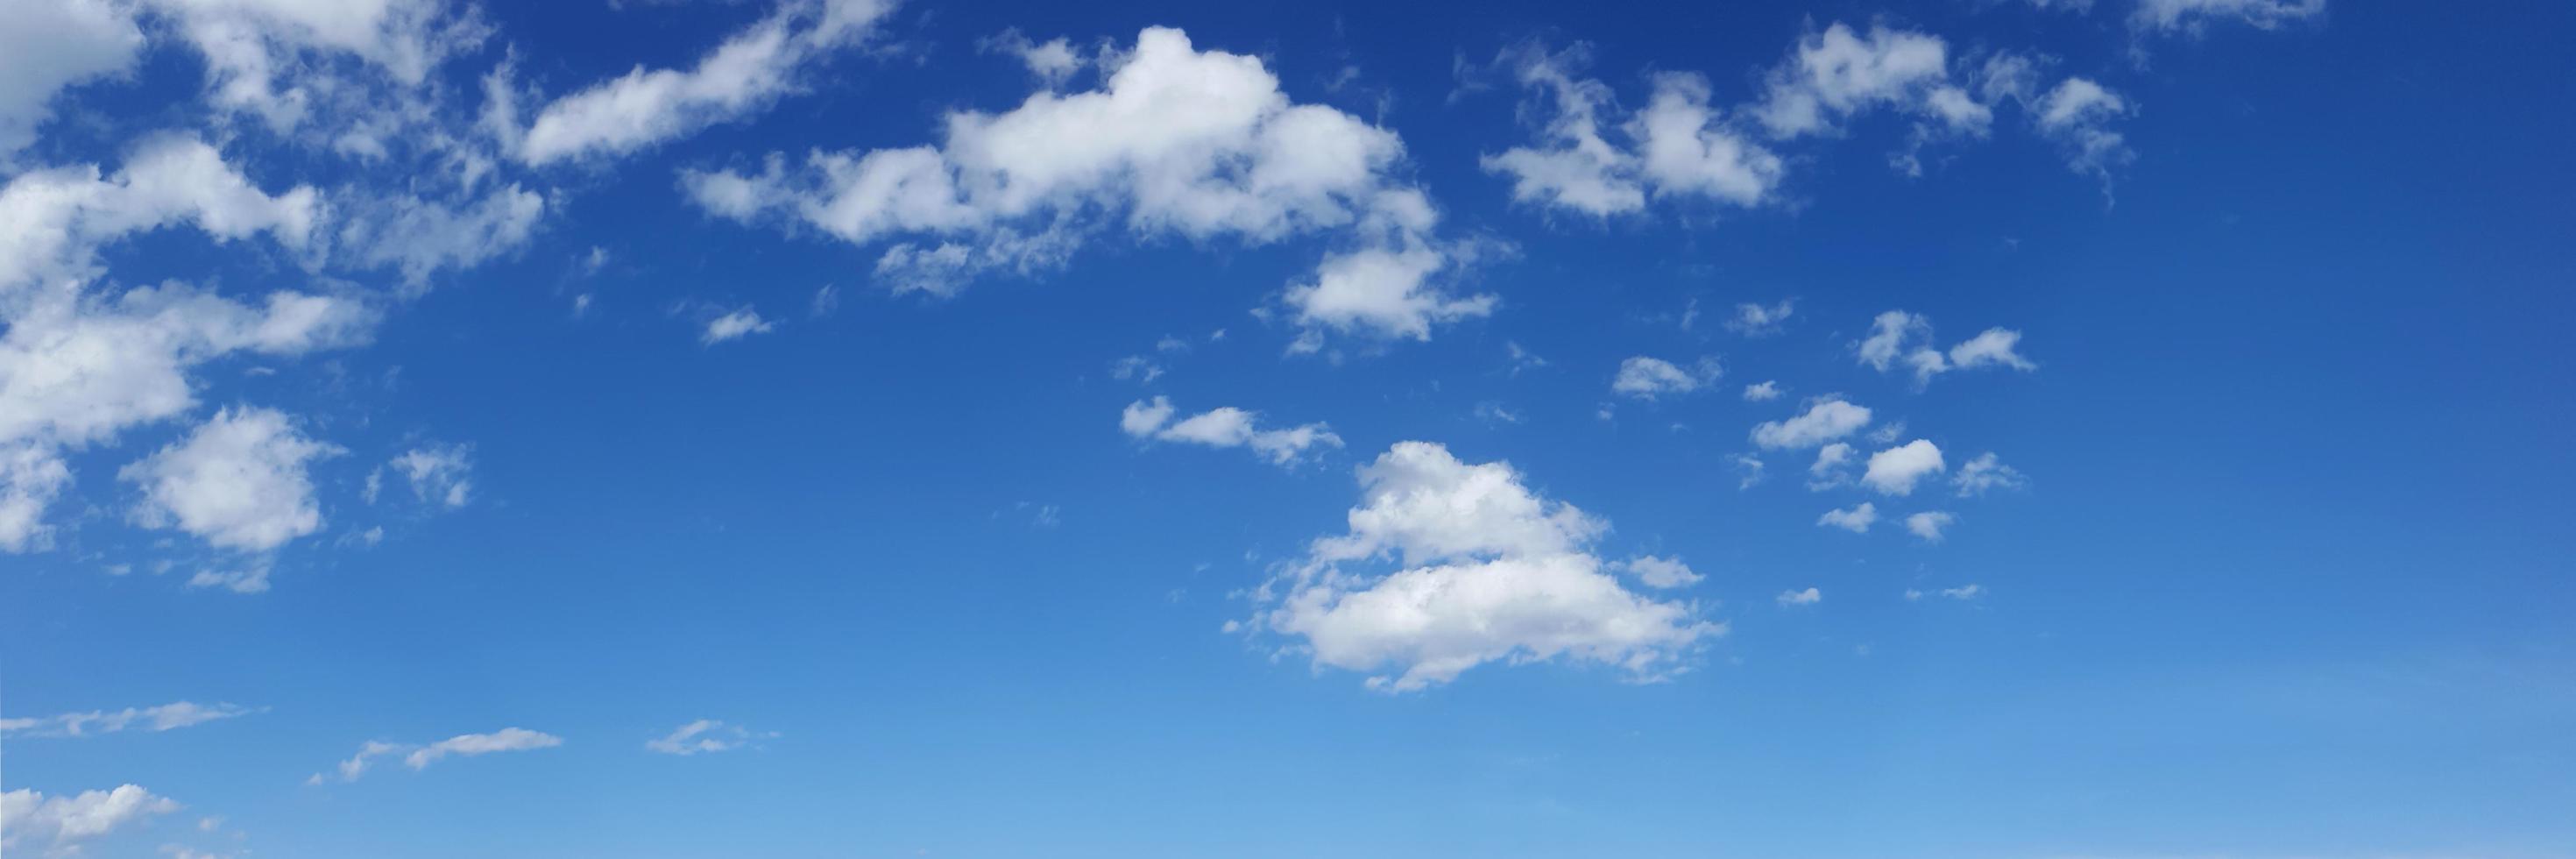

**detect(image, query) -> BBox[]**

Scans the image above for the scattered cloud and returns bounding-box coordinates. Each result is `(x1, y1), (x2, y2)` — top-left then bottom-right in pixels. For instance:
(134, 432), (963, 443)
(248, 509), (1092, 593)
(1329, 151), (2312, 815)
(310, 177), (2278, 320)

(1616, 555), (1704, 589)
(1855, 310), (2035, 385)
(388, 444), (472, 508)
(1611, 356), (1719, 400)
(1953, 451), (2028, 496)
(0, 702), (258, 738)
(1752, 398), (1872, 450)
(318, 728), (562, 783)
(703, 307), (775, 344)
(1724, 299), (1795, 336)
(1863, 439), (1946, 496)
(1905, 510), (1957, 541)
(1480, 43), (1785, 217)
(1, 784), (180, 853)
(1121, 397), (1342, 467)
(120, 407), (340, 557)
(1817, 501), (1877, 533)
(1742, 380), (1782, 401)
(1776, 586), (1822, 607)
(646, 719), (772, 756)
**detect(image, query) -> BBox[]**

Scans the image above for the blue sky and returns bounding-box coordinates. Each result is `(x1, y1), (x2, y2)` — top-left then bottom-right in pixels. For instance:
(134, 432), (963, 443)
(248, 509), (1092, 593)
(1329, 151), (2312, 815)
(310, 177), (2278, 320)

(3, 0), (2572, 856)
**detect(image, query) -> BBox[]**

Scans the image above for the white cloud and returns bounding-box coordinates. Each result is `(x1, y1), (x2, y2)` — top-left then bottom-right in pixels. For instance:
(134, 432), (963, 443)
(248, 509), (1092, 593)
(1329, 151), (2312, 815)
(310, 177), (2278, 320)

(119, 407), (339, 554)
(702, 307), (775, 344)
(1741, 380), (1782, 401)
(2133, 0), (2325, 34)
(1751, 398), (1872, 450)
(1616, 554), (1703, 589)
(1724, 299), (1794, 335)
(684, 27), (1490, 346)
(1941, 583), (1985, 600)
(1249, 442), (1718, 692)
(1953, 452), (2028, 496)
(0, 0), (145, 156)
(1854, 310), (2036, 385)
(1776, 586), (1822, 607)
(1, 784), (180, 852)
(1808, 442), (1856, 489)
(1480, 46), (1783, 217)
(1816, 501), (1876, 533)
(1730, 453), (1765, 490)
(515, 0), (892, 165)
(1611, 356), (1716, 400)
(1863, 439), (1946, 496)
(0, 702), (258, 738)
(1752, 23), (1984, 140)
(2033, 78), (2133, 181)
(388, 444), (471, 508)
(645, 719), (771, 756)
(1120, 396), (1341, 467)
(1905, 510), (1957, 542)
(316, 728), (561, 783)
(980, 28), (1084, 89)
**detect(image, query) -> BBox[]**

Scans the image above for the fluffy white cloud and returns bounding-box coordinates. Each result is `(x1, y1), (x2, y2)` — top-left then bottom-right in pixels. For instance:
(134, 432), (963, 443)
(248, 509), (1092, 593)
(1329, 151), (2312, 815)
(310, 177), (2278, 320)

(1751, 398), (1872, 450)
(1610, 356), (1717, 400)
(1249, 442), (1718, 691)
(1854, 310), (2035, 384)
(2033, 78), (2133, 181)
(387, 444), (471, 508)
(1742, 380), (1782, 401)
(1481, 46), (1783, 217)
(1752, 24), (1985, 140)
(120, 407), (338, 556)
(0, 701), (257, 738)
(684, 27), (1490, 345)
(702, 307), (775, 344)
(517, 0), (894, 165)
(1616, 555), (1703, 589)
(2133, 0), (2325, 33)
(145, 0), (485, 132)
(1954, 451), (2028, 496)
(645, 719), (771, 756)
(1, 784), (180, 852)
(0, 0), (145, 157)
(1776, 586), (1822, 606)
(1905, 510), (1957, 541)
(1121, 396), (1341, 466)
(1816, 501), (1876, 533)
(1863, 439), (1946, 496)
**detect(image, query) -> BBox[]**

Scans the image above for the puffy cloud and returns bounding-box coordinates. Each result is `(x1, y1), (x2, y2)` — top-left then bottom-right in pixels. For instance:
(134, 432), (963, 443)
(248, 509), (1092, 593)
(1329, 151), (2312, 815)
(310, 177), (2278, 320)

(1610, 356), (1717, 400)
(684, 27), (1490, 345)
(1776, 586), (1822, 607)
(1724, 299), (1794, 336)
(1249, 442), (1718, 691)
(0, 701), (258, 738)
(1480, 45), (1783, 217)
(1905, 510), (1957, 542)
(702, 307), (775, 344)
(1616, 554), (1703, 589)
(0, 0), (145, 157)
(2032, 78), (2133, 181)
(1863, 439), (1946, 496)
(645, 719), (771, 756)
(1741, 380), (1782, 401)
(1752, 24), (1984, 140)
(119, 407), (339, 556)
(1854, 310), (2035, 385)
(1751, 398), (1872, 450)
(1816, 501), (1876, 533)
(387, 444), (471, 508)
(980, 28), (1085, 89)
(517, 0), (895, 165)
(143, 0), (486, 132)
(0, 784), (180, 852)
(2, 135), (321, 293)
(1953, 452), (2028, 496)
(2133, 0), (2325, 34)
(1120, 396), (1341, 467)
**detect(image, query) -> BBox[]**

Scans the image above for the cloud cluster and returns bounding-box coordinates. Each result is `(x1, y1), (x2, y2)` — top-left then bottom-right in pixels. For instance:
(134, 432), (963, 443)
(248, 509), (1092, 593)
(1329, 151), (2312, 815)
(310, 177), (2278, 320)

(683, 26), (1494, 345)
(1854, 310), (2035, 386)
(1247, 442), (1718, 692)
(0, 784), (180, 853)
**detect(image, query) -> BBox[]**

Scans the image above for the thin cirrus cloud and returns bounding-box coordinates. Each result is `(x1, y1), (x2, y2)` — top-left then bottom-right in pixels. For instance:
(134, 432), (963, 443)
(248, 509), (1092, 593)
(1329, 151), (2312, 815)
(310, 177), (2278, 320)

(646, 720), (774, 756)
(315, 728), (563, 784)
(0, 702), (260, 738)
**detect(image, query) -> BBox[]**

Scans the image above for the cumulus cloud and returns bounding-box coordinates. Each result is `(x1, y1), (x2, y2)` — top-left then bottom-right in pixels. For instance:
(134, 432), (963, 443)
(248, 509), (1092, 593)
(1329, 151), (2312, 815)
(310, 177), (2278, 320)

(1817, 501), (1876, 533)
(1776, 586), (1822, 607)
(1808, 442), (1856, 489)
(1751, 398), (1872, 450)
(1863, 439), (1946, 496)
(1480, 44), (1784, 217)
(702, 307), (775, 344)
(645, 719), (771, 756)
(119, 407), (338, 558)
(1854, 310), (2035, 385)
(517, 0), (895, 165)
(1611, 356), (1718, 400)
(1905, 510), (1957, 541)
(1616, 555), (1703, 589)
(1752, 23), (1986, 141)
(0, 701), (258, 738)
(683, 26), (1491, 345)
(1953, 451), (2028, 496)
(1120, 396), (1341, 466)
(1247, 441), (1719, 692)
(1742, 380), (1782, 401)
(1, 784), (180, 852)
(0, 0), (145, 157)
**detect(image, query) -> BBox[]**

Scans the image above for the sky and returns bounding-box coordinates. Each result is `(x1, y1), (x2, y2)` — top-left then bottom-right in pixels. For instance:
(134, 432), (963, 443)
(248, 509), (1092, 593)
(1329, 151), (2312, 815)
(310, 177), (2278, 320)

(2, 0), (2572, 856)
